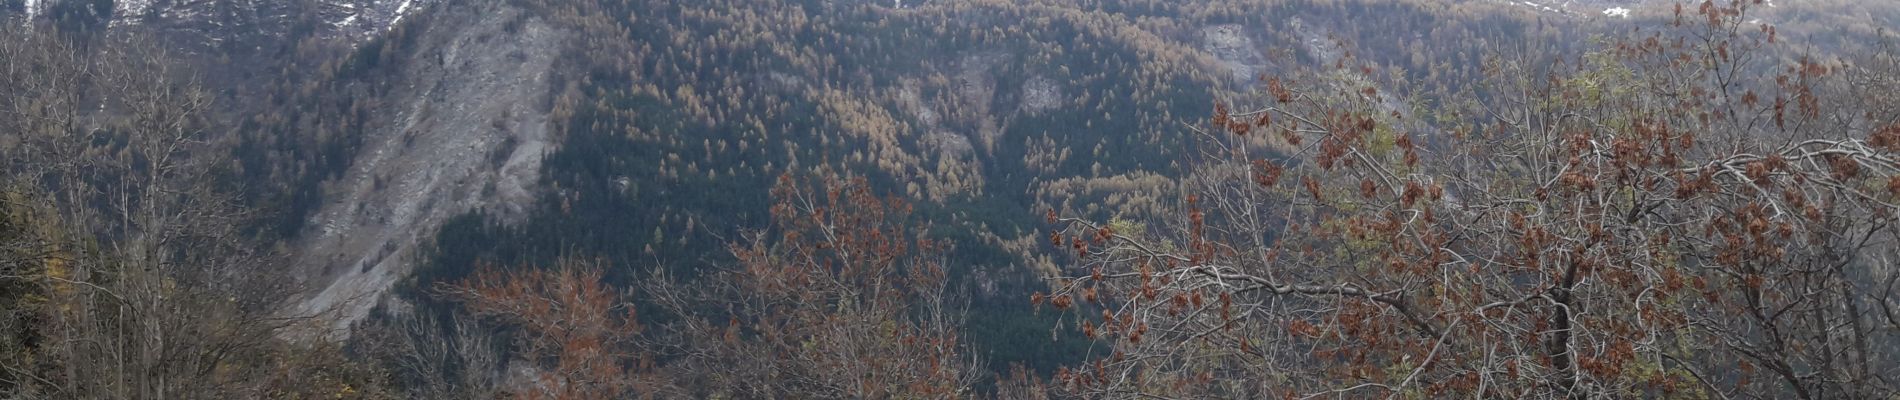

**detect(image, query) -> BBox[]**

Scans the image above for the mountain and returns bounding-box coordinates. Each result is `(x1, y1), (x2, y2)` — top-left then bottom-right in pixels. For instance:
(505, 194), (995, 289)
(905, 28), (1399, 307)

(5, 0), (1900, 397)
(78, 0), (1900, 363)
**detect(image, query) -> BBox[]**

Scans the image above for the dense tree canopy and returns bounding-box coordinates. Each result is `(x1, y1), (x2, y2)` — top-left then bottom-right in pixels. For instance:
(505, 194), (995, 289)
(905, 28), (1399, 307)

(1039, 1), (1900, 397)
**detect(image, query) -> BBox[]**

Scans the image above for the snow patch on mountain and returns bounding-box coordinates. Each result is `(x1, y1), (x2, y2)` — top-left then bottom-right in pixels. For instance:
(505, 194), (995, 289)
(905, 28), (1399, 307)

(391, 0), (413, 25)
(14, 0), (428, 46)
(114, 0), (148, 24)
(1477, 0), (1676, 19)
(1518, 1), (1561, 14)
(326, 0), (436, 41)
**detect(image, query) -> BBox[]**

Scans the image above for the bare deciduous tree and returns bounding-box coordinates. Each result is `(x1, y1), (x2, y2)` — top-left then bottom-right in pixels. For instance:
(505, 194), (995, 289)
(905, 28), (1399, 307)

(0, 24), (385, 400)
(643, 172), (981, 398)
(360, 308), (505, 400)
(1039, 2), (1900, 398)
(446, 260), (667, 400)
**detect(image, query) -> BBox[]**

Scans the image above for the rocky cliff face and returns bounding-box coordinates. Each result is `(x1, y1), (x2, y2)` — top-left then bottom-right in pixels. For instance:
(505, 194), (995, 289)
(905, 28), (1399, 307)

(287, 0), (562, 337)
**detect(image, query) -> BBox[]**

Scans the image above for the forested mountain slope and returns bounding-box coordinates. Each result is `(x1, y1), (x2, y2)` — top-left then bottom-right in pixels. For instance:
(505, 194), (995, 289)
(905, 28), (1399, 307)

(4, 0), (1899, 398)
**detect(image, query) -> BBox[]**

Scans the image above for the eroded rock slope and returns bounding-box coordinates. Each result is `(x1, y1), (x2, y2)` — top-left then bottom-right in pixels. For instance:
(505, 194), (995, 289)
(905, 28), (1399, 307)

(291, 0), (561, 336)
